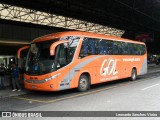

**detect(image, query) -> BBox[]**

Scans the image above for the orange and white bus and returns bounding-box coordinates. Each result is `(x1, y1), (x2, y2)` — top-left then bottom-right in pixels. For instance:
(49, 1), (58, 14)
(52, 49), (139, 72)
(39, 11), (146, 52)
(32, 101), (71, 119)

(18, 31), (147, 91)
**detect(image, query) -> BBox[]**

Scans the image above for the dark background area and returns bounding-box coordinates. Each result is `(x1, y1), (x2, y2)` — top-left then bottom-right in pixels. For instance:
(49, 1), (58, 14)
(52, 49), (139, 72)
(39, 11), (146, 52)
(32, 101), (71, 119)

(0, 0), (160, 54)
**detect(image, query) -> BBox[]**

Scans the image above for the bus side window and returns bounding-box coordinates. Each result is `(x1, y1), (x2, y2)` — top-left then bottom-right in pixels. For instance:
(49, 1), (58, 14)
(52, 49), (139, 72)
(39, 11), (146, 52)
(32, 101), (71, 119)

(129, 43), (136, 55)
(117, 42), (123, 55)
(57, 45), (68, 67)
(98, 40), (108, 55)
(108, 40), (113, 55)
(83, 38), (89, 55)
(79, 37), (97, 58)
(79, 38), (89, 58)
(128, 43), (132, 55)
(88, 38), (95, 55)
(112, 42), (115, 54)
(138, 44), (146, 55)
(68, 47), (76, 62)
(94, 39), (100, 54)
(140, 44), (146, 55)
(98, 40), (103, 54)
(137, 45), (141, 55)
(112, 41), (119, 55)
(133, 44), (140, 55)
(123, 42), (129, 55)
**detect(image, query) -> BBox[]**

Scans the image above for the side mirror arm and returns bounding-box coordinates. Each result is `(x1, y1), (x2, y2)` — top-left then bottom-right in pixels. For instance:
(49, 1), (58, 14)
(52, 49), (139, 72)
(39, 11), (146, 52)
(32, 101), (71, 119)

(50, 40), (69, 56)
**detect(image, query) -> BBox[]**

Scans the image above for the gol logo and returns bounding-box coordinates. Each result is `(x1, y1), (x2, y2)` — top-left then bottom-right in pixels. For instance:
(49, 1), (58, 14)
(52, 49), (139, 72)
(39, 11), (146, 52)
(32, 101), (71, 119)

(100, 58), (118, 76)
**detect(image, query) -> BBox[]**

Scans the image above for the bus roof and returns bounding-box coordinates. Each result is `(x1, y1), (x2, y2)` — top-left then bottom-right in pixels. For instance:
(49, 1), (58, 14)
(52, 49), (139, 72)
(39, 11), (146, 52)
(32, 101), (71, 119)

(33, 31), (145, 45)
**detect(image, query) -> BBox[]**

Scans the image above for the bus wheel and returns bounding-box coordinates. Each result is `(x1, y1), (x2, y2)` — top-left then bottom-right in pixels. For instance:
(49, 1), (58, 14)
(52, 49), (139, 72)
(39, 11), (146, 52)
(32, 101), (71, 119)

(130, 68), (137, 81)
(78, 75), (89, 92)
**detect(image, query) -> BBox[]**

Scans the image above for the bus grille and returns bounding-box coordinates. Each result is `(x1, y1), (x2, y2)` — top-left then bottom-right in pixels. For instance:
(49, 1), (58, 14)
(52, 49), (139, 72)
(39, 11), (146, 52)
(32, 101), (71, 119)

(26, 79), (45, 84)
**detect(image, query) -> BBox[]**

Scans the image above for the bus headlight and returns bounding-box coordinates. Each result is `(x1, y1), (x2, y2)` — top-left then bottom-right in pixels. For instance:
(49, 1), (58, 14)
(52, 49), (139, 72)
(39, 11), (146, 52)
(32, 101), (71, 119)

(45, 78), (52, 82)
(45, 73), (61, 82)
(25, 73), (61, 84)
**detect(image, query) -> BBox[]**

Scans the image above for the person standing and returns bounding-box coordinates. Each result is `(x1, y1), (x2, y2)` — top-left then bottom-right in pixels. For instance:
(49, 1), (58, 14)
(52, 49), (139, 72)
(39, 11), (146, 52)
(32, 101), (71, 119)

(8, 63), (13, 89)
(0, 63), (5, 89)
(11, 63), (21, 91)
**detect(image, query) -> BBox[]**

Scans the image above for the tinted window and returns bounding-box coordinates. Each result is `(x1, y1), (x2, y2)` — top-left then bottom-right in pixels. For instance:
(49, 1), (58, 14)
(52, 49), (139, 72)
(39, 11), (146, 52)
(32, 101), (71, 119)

(79, 37), (101, 58)
(107, 40), (113, 55)
(98, 40), (109, 55)
(137, 44), (146, 55)
(79, 37), (146, 57)
(129, 43), (137, 55)
(122, 42), (129, 55)
(128, 43), (146, 55)
(116, 42), (123, 54)
(112, 41), (117, 55)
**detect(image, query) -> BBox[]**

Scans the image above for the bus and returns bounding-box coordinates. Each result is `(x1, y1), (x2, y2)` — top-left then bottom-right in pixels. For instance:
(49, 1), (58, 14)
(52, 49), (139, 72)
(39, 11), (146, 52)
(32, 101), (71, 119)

(18, 31), (147, 92)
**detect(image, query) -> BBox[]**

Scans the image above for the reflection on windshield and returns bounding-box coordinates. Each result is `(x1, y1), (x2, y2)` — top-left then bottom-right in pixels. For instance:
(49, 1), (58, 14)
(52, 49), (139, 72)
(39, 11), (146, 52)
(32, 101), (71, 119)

(57, 36), (80, 69)
(30, 44), (38, 54)
(25, 39), (58, 75)
(25, 36), (80, 75)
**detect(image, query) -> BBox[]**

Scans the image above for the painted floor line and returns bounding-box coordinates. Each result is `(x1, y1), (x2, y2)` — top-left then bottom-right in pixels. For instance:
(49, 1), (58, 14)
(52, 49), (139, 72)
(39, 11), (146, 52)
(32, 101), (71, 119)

(45, 78), (146, 103)
(13, 76), (160, 103)
(141, 83), (159, 90)
(46, 85), (119, 103)
(13, 96), (47, 103)
(13, 85), (119, 103)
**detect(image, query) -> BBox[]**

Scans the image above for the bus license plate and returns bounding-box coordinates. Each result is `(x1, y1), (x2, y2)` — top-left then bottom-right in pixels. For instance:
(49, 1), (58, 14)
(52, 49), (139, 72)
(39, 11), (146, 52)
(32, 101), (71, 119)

(32, 86), (37, 89)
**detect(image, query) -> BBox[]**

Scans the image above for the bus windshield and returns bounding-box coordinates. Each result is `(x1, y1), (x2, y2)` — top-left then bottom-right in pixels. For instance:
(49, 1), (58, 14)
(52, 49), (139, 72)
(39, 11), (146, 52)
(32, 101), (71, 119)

(25, 36), (80, 75)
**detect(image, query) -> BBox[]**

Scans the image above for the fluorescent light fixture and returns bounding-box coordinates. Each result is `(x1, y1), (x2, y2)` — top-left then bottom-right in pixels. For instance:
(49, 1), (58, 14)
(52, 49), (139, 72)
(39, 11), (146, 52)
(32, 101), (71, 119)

(0, 40), (30, 44)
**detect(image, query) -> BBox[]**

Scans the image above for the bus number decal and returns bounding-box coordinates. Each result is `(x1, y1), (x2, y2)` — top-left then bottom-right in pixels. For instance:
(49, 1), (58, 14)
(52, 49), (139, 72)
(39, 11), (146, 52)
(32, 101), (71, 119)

(100, 58), (118, 77)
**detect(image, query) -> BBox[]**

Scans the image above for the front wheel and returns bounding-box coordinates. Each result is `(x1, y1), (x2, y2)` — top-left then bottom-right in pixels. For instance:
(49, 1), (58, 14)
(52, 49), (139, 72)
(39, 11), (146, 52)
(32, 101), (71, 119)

(130, 68), (137, 81)
(77, 75), (89, 92)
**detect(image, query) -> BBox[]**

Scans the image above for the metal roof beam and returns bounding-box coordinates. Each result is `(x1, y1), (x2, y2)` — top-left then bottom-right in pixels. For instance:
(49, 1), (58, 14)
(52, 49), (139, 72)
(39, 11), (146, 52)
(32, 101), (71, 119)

(0, 3), (125, 37)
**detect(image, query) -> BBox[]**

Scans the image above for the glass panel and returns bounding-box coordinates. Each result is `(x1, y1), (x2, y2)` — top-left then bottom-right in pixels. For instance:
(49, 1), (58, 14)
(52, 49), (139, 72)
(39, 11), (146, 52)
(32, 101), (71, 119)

(112, 41), (119, 55)
(98, 40), (109, 55)
(137, 44), (146, 55)
(122, 42), (129, 55)
(56, 36), (80, 70)
(25, 39), (58, 75)
(25, 36), (80, 75)
(79, 37), (101, 58)
(107, 40), (113, 55)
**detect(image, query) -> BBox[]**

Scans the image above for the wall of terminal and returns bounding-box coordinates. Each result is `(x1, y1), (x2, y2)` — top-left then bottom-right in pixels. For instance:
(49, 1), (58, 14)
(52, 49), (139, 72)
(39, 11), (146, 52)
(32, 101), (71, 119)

(0, 22), (59, 42)
(0, 21), (66, 55)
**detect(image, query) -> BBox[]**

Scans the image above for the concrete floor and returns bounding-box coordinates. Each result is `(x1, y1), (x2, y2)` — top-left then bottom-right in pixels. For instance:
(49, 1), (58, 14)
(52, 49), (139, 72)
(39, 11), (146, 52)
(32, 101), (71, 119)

(24, 76), (160, 111)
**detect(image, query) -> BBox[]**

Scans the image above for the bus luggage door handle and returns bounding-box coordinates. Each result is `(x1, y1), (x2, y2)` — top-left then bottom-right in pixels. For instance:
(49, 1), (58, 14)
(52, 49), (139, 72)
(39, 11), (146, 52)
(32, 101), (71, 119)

(74, 69), (80, 72)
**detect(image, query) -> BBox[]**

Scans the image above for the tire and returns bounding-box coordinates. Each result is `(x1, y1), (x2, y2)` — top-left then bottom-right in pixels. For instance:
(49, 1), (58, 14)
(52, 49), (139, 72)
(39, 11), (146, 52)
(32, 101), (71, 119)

(130, 68), (137, 81)
(156, 61), (159, 65)
(77, 75), (89, 92)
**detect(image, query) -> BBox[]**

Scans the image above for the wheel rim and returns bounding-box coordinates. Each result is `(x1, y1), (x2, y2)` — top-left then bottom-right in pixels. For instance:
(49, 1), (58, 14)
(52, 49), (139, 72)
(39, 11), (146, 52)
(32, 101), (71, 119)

(132, 70), (136, 80)
(80, 78), (87, 89)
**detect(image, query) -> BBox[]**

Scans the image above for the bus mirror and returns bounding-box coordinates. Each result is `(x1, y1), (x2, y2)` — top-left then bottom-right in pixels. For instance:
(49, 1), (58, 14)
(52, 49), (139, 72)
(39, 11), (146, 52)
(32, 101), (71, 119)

(17, 46), (30, 59)
(50, 40), (69, 56)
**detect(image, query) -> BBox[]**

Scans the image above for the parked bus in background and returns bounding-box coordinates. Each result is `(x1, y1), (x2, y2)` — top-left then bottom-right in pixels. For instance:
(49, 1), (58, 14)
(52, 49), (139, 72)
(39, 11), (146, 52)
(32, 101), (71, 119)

(18, 31), (147, 92)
